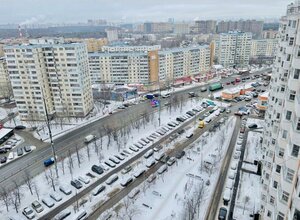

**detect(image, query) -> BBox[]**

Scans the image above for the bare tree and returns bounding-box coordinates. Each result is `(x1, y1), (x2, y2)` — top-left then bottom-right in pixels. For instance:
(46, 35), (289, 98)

(10, 189), (20, 213)
(0, 187), (11, 212)
(61, 154), (66, 175)
(123, 197), (141, 220)
(86, 143), (91, 161)
(23, 170), (34, 195)
(45, 168), (58, 191)
(243, 195), (250, 214)
(104, 125), (113, 149)
(13, 180), (21, 204)
(68, 150), (74, 179)
(75, 144), (81, 167)
(33, 183), (40, 200)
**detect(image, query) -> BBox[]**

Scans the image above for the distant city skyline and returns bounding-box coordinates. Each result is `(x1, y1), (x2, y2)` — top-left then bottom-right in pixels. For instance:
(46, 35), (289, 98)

(0, 0), (292, 25)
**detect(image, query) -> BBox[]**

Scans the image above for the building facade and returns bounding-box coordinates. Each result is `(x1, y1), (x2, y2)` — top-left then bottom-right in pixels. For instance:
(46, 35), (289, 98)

(105, 29), (119, 42)
(89, 45), (211, 84)
(217, 20), (264, 39)
(0, 57), (12, 99)
(65, 38), (108, 53)
(143, 22), (173, 33)
(174, 23), (190, 34)
(191, 20), (217, 34)
(4, 38), (93, 120)
(215, 31), (252, 67)
(251, 39), (278, 58)
(260, 2), (300, 220)
(101, 45), (161, 53)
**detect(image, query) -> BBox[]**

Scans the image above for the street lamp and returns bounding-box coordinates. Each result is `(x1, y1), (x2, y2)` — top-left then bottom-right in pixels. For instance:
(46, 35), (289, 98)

(42, 94), (59, 179)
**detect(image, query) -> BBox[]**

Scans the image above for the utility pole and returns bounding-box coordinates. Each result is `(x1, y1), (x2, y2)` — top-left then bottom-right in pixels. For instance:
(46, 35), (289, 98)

(43, 95), (59, 179)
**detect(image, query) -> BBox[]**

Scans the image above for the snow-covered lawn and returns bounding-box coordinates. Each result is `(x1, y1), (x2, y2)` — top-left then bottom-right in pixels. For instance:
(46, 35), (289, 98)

(233, 172), (261, 220)
(243, 131), (263, 163)
(0, 107), (7, 120)
(96, 117), (236, 220)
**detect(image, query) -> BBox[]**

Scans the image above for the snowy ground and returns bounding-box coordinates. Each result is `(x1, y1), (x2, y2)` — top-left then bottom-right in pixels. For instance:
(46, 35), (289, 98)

(243, 131), (263, 163)
(0, 107), (7, 120)
(96, 117), (236, 220)
(1, 95), (223, 219)
(233, 172), (261, 220)
(246, 118), (265, 131)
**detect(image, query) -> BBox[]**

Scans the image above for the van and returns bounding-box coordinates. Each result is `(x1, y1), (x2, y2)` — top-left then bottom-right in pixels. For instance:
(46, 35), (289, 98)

(144, 149), (154, 159)
(84, 135), (95, 143)
(75, 210), (88, 220)
(157, 164), (168, 174)
(198, 121), (205, 128)
(105, 174), (119, 185)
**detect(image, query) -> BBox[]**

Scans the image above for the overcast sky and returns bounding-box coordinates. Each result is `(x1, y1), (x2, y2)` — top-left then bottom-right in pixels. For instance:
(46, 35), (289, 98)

(0, 0), (293, 24)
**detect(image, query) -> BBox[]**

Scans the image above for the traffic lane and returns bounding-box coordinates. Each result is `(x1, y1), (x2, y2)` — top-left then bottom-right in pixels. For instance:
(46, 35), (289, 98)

(88, 111), (234, 219)
(40, 107), (215, 219)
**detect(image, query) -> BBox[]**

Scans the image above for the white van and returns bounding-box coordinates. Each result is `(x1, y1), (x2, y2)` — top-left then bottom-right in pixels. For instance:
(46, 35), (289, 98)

(84, 135), (95, 143)
(144, 149), (154, 159)
(105, 174), (119, 185)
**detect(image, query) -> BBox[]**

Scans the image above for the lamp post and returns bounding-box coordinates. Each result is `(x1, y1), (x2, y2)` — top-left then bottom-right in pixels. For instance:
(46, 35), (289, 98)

(42, 95), (59, 179)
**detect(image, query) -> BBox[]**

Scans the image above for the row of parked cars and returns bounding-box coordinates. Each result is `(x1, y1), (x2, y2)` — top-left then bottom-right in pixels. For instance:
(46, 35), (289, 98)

(219, 118), (247, 220)
(1, 145), (32, 165)
(0, 136), (22, 154)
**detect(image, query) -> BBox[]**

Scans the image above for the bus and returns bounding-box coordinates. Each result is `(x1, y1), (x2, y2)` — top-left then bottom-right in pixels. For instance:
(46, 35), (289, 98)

(209, 83), (223, 91)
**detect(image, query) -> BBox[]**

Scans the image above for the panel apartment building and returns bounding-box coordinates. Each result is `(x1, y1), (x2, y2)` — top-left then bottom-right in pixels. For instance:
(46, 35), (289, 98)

(88, 45), (210, 84)
(250, 39), (278, 58)
(0, 57), (12, 99)
(215, 31), (252, 67)
(4, 38), (93, 120)
(260, 1), (300, 220)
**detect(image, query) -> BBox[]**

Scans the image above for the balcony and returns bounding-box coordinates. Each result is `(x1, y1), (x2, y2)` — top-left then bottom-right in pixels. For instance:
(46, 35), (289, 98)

(288, 77), (300, 91)
(296, 96), (300, 118)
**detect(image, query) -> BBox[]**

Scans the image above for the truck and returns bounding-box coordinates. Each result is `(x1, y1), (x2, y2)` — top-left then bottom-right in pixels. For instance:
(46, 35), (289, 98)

(208, 83), (223, 91)
(44, 157), (55, 167)
(84, 134), (96, 143)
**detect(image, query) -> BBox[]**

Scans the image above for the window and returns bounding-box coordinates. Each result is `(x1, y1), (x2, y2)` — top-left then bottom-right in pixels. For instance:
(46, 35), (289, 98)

(270, 196), (275, 204)
(281, 191), (289, 203)
(267, 210), (272, 217)
(276, 165), (281, 173)
(296, 119), (300, 131)
(280, 86), (285, 92)
(289, 90), (296, 101)
(286, 168), (295, 182)
(287, 54), (291, 61)
(282, 130), (288, 139)
(277, 212), (284, 220)
(289, 37), (294, 46)
(292, 144), (300, 157)
(294, 69), (300, 79)
(279, 148), (285, 157)
(286, 111), (292, 120)
(273, 181), (278, 189)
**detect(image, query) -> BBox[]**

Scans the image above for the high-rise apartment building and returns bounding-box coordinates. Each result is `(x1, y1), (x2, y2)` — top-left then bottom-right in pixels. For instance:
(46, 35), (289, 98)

(143, 22), (173, 33)
(215, 31), (252, 67)
(0, 57), (12, 99)
(262, 30), (279, 39)
(217, 20), (264, 38)
(173, 23), (190, 34)
(65, 38), (108, 53)
(4, 38), (93, 120)
(88, 45), (210, 84)
(250, 39), (278, 58)
(191, 20), (217, 34)
(260, 2), (300, 220)
(105, 29), (119, 42)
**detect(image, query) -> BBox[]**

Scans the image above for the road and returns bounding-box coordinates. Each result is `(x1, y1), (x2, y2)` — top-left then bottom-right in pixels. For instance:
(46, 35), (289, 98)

(0, 68), (270, 191)
(204, 117), (241, 220)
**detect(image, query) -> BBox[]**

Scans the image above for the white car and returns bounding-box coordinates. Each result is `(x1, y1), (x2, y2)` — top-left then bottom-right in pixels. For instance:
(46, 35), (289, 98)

(42, 197), (55, 208)
(146, 159), (156, 168)
(22, 207), (35, 219)
(50, 192), (62, 202)
(186, 133), (193, 138)
(78, 176), (90, 184)
(59, 185), (72, 195)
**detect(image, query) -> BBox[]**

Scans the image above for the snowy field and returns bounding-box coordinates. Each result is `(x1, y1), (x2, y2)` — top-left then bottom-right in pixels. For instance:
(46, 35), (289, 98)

(243, 131), (263, 163)
(0, 107), (7, 120)
(96, 117), (236, 220)
(0, 96), (222, 219)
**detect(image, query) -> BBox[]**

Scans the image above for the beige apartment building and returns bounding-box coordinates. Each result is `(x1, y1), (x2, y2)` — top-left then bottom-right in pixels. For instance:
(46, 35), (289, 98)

(250, 39), (278, 58)
(4, 38), (93, 120)
(260, 1), (300, 220)
(65, 38), (108, 53)
(0, 57), (12, 99)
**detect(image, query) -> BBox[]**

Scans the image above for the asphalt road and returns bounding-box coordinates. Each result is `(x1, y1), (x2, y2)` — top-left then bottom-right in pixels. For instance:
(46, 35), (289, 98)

(0, 68), (270, 192)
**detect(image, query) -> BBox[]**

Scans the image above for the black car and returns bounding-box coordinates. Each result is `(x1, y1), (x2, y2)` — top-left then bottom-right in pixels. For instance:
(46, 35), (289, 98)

(0, 148), (7, 154)
(220, 108), (226, 113)
(209, 109), (215, 114)
(213, 122), (220, 129)
(175, 151), (186, 159)
(91, 165), (104, 175)
(176, 117), (185, 122)
(248, 123), (258, 129)
(186, 111), (195, 116)
(252, 92), (258, 98)
(218, 207), (227, 220)
(209, 127), (215, 132)
(177, 129), (185, 135)
(0, 156), (7, 164)
(24, 146), (32, 153)
(15, 125), (26, 130)
(17, 148), (23, 156)
(71, 179), (83, 189)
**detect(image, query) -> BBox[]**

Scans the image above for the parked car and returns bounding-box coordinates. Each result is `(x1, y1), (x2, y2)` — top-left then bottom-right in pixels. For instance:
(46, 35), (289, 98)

(0, 148), (7, 154)
(42, 197), (55, 208)
(24, 146), (32, 152)
(157, 164), (168, 174)
(120, 176), (134, 187)
(109, 157), (120, 164)
(91, 165), (104, 175)
(177, 129), (185, 135)
(154, 152), (165, 161)
(54, 209), (71, 220)
(146, 159), (156, 168)
(105, 174), (119, 185)
(92, 185), (106, 196)
(78, 176), (90, 184)
(105, 160), (116, 168)
(175, 150), (186, 159)
(50, 192), (62, 202)
(17, 148), (23, 156)
(121, 165), (132, 174)
(59, 185), (72, 195)
(144, 149), (154, 159)
(31, 200), (44, 213)
(218, 207), (227, 220)
(167, 157), (176, 166)
(22, 207), (35, 219)
(248, 123), (258, 129)
(186, 133), (193, 138)
(134, 168), (146, 178)
(15, 125), (26, 130)
(153, 145), (162, 152)
(0, 156), (7, 163)
(129, 146), (139, 152)
(71, 179), (83, 189)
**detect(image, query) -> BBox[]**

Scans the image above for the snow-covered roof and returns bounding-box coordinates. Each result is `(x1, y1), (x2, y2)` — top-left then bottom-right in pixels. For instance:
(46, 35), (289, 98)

(0, 128), (13, 139)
